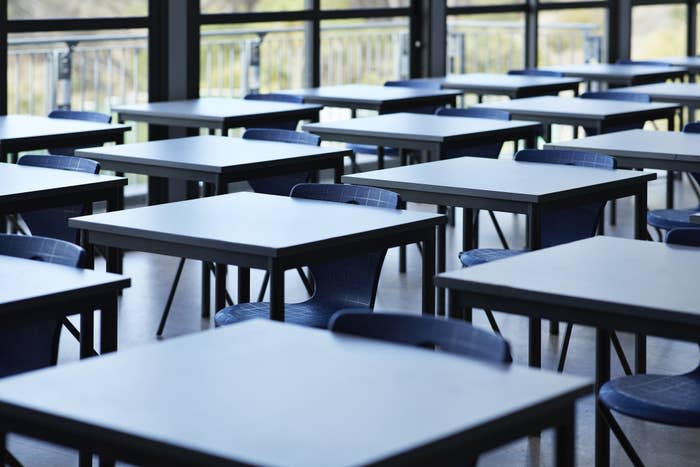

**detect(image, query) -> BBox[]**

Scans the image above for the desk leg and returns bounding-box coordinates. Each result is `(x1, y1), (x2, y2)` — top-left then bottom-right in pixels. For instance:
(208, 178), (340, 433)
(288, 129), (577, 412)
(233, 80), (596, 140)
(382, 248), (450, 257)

(399, 199), (407, 274)
(215, 264), (227, 311)
(79, 310), (95, 359)
(437, 205), (447, 316)
(201, 263), (211, 318)
(595, 328), (612, 467)
(334, 159), (343, 184)
(666, 171), (674, 209)
(422, 228), (436, 316)
(377, 145), (384, 170)
(237, 267), (250, 304)
(99, 455), (116, 467)
(555, 406), (576, 467)
(462, 208), (474, 251)
(105, 188), (124, 275)
(100, 298), (118, 354)
(527, 205), (550, 352)
(269, 263), (285, 321)
(635, 334), (647, 374)
(634, 185), (648, 240)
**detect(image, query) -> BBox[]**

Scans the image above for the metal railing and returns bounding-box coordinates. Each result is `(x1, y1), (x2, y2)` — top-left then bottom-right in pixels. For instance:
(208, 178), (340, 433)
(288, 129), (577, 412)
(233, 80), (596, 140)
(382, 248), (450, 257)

(7, 19), (602, 118)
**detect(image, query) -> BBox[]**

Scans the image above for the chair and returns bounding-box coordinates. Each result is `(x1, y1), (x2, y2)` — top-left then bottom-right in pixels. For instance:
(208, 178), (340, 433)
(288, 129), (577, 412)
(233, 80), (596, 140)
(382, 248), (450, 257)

(214, 184), (399, 329)
(16, 155), (100, 348)
(47, 109), (112, 156)
(435, 106), (512, 249)
(457, 149), (631, 373)
(647, 122), (700, 240)
(507, 69), (565, 77)
(597, 228), (700, 467)
(156, 129), (321, 336)
(329, 310), (512, 364)
(243, 93), (305, 131)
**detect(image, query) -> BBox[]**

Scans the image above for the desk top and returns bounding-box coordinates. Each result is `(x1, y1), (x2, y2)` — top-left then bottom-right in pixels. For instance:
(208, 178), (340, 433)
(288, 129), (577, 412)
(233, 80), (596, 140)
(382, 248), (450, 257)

(542, 63), (687, 80)
(342, 156), (655, 204)
(437, 73), (582, 92)
(277, 84), (461, 107)
(0, 162), (126, 205)
(0, 320), (591, 466)
(77, 136), (350, 174)
(474, 96), (679, 120)
(70, 192), (444, 258)
(0, 254), (129, 316)
(609, 82), (700, 102)
(0, 115), (129, 143)
(436, 236), (700, 325)
(304, 112), (541, 143)
(653, 56), (700, 71)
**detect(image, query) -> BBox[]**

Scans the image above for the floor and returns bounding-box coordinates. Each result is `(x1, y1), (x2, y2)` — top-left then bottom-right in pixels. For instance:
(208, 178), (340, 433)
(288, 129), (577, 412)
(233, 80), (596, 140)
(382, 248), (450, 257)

(7, 156), (700, 466)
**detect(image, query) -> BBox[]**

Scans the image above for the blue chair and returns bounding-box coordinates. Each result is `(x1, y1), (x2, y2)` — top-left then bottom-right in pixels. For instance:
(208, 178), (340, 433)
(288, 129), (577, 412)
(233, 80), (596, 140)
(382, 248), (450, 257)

(157, 129), (321, 336)
(329, 310), (512, 364)
(47, 109), (112, 156)
(435, 106), (512, 249)
(243, 93), (305, 131)
(458, 149), (631, 373)
(214, 184), (400, 329)
(507, 69), (565, 77)
(647, 122), (700, 240)
(598, 228), (700, 467)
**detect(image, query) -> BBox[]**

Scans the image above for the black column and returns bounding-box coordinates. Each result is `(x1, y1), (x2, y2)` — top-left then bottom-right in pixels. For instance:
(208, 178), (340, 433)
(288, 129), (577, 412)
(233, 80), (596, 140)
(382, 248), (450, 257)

(608, 0), (631, 63)
(525, 0), (538, 67)
(0, 0), (7, 116)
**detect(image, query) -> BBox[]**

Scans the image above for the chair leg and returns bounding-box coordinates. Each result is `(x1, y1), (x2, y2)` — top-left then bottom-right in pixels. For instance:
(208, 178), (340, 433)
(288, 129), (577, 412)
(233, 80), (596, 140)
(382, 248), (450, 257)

(257, 271), (270, 302)
(206, 263), (233, 306)
(296, 267), (314, 296)
(610, 331), (633, 376)
(557, 323), (574, 373)
(487, 210), (509, 250)
(483, 308), (501, 335)
(654, 227), (664, 242)
(157, 257), (186, 336)
(597, 402), (646, 467)
(610, 199), (617, 226)
(686, 172), (700, 202)
(3, 448), (23, 467)
(61, 318), (97, 357)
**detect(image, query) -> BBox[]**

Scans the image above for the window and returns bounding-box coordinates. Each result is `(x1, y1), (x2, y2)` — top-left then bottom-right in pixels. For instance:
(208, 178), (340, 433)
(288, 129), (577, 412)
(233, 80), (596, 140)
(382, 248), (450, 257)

(538, 9), (606, 66)
(632, 4), (686, 59)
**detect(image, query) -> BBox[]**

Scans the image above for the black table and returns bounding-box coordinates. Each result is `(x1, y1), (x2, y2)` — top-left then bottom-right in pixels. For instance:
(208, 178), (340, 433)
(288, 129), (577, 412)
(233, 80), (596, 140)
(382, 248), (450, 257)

(304, 112), (542, 168)
(0, 320), (591, 467)
(609, 82), (700, 126)
(474, 95), (680, 137)
(112, 98), (322, 133)
(0, 254), (129, 356)
(70, 192), (444, 318)
(0, 115), (130, 161)
(0, 162), (126, 271)
(277, 84), (460, 115)
(435, 236), (700, 467)
(432, 73), (582, 99)
(344, 157), (655, 315)
(546, 129), (700, 209)
(542, 63), (687, 87)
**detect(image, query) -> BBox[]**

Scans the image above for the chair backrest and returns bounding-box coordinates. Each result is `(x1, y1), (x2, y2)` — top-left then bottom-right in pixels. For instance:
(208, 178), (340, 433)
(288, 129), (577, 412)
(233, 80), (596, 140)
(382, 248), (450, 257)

(241, 129), (319, 196)
(615, 59), (673, 67)
(18, 155), (101, 244)
(329, 310), (512, 364)
(515, 149), (616, 248)
(434, 106), (510, 159)
(47, 110), (112, 155)
(0, 234), (85, 378)
(579, 91), (651, 135)
(243, 92), (304, 130)
(383, 79), (443, 114)
(666, 228), (700, 247)
(507, 69), (565, 77)
(291, 184), (399, 311)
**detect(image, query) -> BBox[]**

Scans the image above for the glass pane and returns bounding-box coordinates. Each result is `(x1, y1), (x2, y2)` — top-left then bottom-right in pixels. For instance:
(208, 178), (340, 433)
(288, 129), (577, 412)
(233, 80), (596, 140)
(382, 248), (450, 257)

(447, 0), (523, 6)
(446, 13), (525, 74)
(200, 22), (308, 96)
(320, 17), (409, 85)
(201, 0), (307, 14)
(538, 9), (606, 66)
(632, 4), (686, 59)
(8, 1), (147, 19)
(321, 0), (409, 8)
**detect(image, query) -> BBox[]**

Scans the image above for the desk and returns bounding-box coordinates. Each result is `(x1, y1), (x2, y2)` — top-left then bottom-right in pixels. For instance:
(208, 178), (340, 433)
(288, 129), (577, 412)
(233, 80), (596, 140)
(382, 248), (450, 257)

(542, 63), (687, 87)
(546, 129), (700, 209)
(112, 98), (322, 132)
(0, 320), (591, 467)
(304, 112), (541, 168)
(434, 73), (582, 99)
(71, 192), (444, 318)
(0, 115), (129, 161)
(435, 236), (700, 467)
(474, 96), (680, 137)
(344, 157), (654, 314)
(0, 254), (129, 356)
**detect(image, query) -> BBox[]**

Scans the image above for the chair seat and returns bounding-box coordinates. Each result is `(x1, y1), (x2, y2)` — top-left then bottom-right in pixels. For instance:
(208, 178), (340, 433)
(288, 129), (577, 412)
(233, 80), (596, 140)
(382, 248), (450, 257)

(459, 248), (527, 267)
(599, 370), (700, 427)
(215, 301), (364, 329)
(647, 208), (700, 231)
(347, 144), (400, 157)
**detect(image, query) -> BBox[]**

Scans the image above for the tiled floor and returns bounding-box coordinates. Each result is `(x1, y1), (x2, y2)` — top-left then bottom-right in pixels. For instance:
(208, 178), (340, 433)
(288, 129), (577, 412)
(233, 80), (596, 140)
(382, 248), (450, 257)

(7, 164), (700, 466)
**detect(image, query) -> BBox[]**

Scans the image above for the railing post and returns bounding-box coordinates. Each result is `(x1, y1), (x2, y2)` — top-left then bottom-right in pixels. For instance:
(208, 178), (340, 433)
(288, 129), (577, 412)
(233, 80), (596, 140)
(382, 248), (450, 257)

(393, 31), (410, 79)
(446, 32), (465, 75)
(241, 37), (261, 96)
(56, 41), (77, 110)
